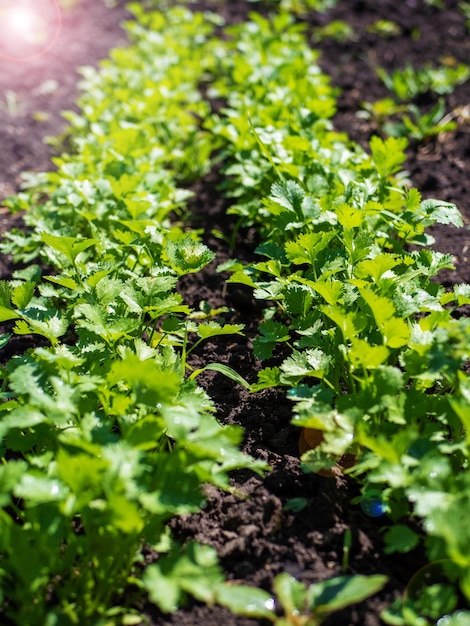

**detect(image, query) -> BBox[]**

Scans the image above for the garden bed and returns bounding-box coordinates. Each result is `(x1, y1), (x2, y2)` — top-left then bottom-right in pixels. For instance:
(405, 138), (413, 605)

(1, 1), (469, 625)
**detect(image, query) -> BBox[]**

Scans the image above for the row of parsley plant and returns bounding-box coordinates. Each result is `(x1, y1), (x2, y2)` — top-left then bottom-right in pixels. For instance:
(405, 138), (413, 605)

(205, 9), (470, 621)
(0, 2), (469, 624)
(0, 8), (273, 625)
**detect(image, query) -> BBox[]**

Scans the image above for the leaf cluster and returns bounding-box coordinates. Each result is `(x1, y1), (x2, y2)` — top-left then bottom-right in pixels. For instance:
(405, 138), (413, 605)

(360, 60), (469, 141)
(205, 10), (470, 614)
(0, 8), (268, 625)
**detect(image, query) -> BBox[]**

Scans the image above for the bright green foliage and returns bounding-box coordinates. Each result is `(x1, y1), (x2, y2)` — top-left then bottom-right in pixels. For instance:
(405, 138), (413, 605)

(376, 62), (470, 102)
(2, 6), (218, 269)
(144, 541), (277, 618)
(270, 572), (388, 625)
(144, 563), (388, 625)
(253, 320), (291, 359)
(311, 20), (355, 43)
(0, 7), (272, 625)
(388, 98), (457, 140)
(247, 0), (338, 13)
(359, 97), (407, 128)
(230, 166), (470, 596)
(0, 3), (469, 624)
(369, 135), (408, 177)
(363, 61), (469, 140)
(366, 19), (402, 37)
(461, 1), (470, 31)
(144, 560), (387, 624)
(205, 9), (470, 614)
(165, 236), (216, 275)
(205, 11), (341, 228)
(0, 336), (267, 625)
(143, 542), (227, 613)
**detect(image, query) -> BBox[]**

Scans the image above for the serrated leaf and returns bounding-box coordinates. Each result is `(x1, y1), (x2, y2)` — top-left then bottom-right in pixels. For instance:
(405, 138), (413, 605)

(309, 279), (343, 306)
(119, 291), (143, 314)
(284, 284), (314, 316)
(288, 383), (334, 406)
(285, 231), (335, 266)
(11, 282), (35, 309)
(35, 344), (85, 370)
(86, 267), (113, 288)
(412, 248), (455, 275)
(40, 232), (98, 264)
(108, 354), (180, 406)
(405, 187), (422, 211)
(348, 339), (390, 369)
(253, 259), (283, 278)
(74, 303), (106, 327)
(123, 198), (152, 220)
(225, 270), (258, 288)
(420, 199), (463, 228)
(253, 320), (290, 360)
(166, 237), (215, 274)
(123, 414), (165, 451)
(280, 349), (330, 383)
(45, 275), (80, 290)
(250, 366), (282, 392)
(197, 322), (244, 340)
(454, 284), (470, 306)
(143, 542), (223, 613)
(270, 179), (305, 216)
(255, 241), (286, 261)
(161, 316), (184, 333)
(13, 314), (68, 344)
(253, 281), (284, 301)
(320, 305), (367, 340)
(7, 361), (41, 396)
(336, 203), (363, 229)
(370, 135), (407, 177)
(0, 306), (20, 322)
(380, 318), (410, 348)
(75, 303), (138, 342)
(355, 254), (400, 283)
(359, 288), (396, 325)
(146, 296), (191, 319)
(96, 277), (126, 306)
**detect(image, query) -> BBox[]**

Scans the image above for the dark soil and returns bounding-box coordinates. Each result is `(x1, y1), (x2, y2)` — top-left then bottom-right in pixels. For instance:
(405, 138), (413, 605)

(1, 1), (469, 625)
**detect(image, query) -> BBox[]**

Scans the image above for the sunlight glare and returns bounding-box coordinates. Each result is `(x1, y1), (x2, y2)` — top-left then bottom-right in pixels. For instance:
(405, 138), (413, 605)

(0, 0), (62, 61)
(6, 7), (36, 39)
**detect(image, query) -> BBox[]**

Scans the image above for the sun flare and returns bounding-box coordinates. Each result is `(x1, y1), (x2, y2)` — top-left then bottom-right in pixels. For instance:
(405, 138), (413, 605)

(0, 0), (61, 60)
(6, 6), (45, 42)
(7, 7), (35, 33)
